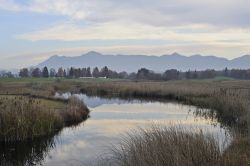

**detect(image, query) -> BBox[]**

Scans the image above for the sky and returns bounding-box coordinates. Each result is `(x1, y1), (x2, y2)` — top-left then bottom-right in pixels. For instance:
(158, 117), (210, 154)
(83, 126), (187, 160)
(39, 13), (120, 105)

(0, 0), (250, 69)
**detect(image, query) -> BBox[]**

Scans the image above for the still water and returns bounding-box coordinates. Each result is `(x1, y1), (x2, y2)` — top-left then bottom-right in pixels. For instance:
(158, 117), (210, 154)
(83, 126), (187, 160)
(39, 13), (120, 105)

(1, 94), (229, 166)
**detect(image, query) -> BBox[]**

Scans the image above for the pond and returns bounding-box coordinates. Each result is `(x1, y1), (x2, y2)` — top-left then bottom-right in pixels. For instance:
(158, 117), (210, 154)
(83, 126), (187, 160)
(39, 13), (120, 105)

(0, 93), (229, 166)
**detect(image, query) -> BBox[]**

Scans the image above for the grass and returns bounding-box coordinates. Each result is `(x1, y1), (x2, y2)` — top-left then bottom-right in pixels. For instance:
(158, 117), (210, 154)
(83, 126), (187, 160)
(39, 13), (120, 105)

(103, 126), (249, 166)
(0, 95), (89, 142)
(77, 80), (250, 132)
(1, 78), (250, 164)
(0, 78), (249, 135)
(62, 96), (89, 126)
(71, 79), (250, 165)
(0, 95), (65, 109)
(0, 77), (120, 84)
(209, 76), (235, 81)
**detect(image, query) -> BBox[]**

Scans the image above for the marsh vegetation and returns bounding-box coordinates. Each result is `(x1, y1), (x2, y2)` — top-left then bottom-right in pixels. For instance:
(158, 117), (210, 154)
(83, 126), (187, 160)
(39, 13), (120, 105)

(0, 95), (89, 142)
(104, 126), (249, 166)
(78, 80), (250, 131)
(0, 78), (249, 165)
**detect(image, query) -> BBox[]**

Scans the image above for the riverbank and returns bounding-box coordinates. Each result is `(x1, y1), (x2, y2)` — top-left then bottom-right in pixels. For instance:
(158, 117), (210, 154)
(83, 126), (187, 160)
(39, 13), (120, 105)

(0, 78), (249, 164)
(77, 79), (250, 164)
(0, 95), (89, 142)
(77, 80), (249, 130)
(0, 78), (249, 134)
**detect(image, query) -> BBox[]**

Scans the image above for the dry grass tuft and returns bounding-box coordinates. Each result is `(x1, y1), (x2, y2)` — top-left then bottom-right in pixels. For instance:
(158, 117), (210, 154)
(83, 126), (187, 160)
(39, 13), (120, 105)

(104, 126), (249, 166)
(61, 96), (89, 126)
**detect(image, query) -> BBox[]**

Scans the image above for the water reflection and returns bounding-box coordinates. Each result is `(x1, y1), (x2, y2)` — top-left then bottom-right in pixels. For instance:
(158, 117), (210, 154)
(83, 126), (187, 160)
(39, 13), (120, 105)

(55, 92), (144, 108)
(1, 93), (229, 166)
(0, 133), (58, 166)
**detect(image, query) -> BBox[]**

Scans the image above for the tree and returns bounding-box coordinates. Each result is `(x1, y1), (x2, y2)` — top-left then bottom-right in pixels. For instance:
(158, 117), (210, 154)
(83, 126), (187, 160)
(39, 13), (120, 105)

(81, 68), (87, 77)
(49, 68), (56, 77)
(31, 68), (41, 77)
(63, 69), (67, 77)
(92, 67), (100, 78)
(75, 68), (81, 78)
(193, 70), (198, 79)
(100, 66), (109, 77)
(108, 70), (118, 78)
(57, 67), (64, 77)
(86, 67), (92, 77)
(163, 69), (179, 80)
(185, 70), (191, 79)
(5, 72), (14, 78)
(224, 67), (228, 77)
(0, 71), (14, 78)
(200, 69), (216, 79)
(69, 67), (74, 78)
(42, 66), (49, 78)
(118, 71), (128, 79)
(137, 68), (150, 79)
(128, 72), (137, 79)
(19, 68), (29, 77)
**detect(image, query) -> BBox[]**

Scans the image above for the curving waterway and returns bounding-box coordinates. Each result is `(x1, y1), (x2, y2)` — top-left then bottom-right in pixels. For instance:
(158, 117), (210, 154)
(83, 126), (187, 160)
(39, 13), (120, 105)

(0, 93), (230, 166)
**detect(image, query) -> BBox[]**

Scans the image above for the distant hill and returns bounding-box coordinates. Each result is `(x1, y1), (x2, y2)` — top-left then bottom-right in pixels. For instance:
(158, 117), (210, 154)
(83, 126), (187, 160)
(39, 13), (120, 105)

(37, 51), (250, 72)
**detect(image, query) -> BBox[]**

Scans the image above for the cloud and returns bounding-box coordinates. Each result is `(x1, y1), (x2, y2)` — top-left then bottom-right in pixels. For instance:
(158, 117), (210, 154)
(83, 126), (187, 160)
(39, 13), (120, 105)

(1, 0), (250, 66)
(16, 21), (250, 46)
(0, 0), (22, 11)
(1, 0), (250, 27)
(16, 22), (195, 41)
(3, 0), (250, 43)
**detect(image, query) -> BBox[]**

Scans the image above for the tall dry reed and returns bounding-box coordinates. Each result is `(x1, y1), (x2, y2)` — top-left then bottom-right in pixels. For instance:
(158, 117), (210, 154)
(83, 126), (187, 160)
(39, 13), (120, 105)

(104, 126), (248, 166)
(0, 96), (89, 142)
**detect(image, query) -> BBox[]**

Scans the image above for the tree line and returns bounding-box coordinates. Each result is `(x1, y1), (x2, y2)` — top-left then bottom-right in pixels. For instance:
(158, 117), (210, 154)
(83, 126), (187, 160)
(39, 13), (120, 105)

(1, 66), (250, 80)
(18, 66), (128, 79)
(0, 70), (14, 78)
(136, 68), (250, 80)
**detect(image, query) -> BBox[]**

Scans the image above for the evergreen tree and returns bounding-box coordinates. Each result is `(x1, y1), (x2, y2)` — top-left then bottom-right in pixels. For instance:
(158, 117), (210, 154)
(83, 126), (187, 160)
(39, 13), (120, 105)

(86, 67), (92, 77)
(224, 67), (228, 77)
(101, 66), (109, 77)
(92, 67), (100, 78)
(57, 67), (64, 77)
(63, 69), (67, 77)
(69, 67), (74, 78)
(49, 68), (56, 77)
(42, 66), (49, 78)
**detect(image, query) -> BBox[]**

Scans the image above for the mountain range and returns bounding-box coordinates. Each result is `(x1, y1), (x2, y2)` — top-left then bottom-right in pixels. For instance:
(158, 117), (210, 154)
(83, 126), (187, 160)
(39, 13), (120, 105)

(37, 51), (250, 72)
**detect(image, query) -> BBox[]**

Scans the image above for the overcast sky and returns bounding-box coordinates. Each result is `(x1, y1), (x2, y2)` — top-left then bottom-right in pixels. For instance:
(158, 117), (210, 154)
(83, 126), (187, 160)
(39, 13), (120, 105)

(0, 0), (250, 68)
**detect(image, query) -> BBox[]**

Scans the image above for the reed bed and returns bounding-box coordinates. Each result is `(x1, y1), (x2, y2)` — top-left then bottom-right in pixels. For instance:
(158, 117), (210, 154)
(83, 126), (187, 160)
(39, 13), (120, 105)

(0, 96), (89, 142)
(0, 78), (250, 164)
(0, 78), (249, 132)
(103, 126), (248, 166)
(61, 96), (89, 126)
